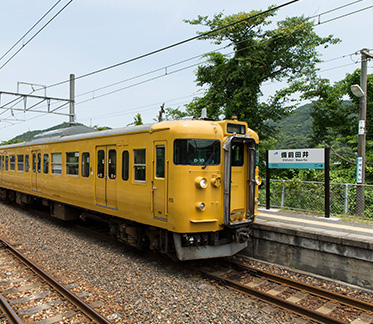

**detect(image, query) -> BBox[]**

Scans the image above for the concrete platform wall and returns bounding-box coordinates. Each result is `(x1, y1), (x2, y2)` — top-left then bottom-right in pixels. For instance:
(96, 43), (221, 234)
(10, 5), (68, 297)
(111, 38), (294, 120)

(244, 222), (373, 290)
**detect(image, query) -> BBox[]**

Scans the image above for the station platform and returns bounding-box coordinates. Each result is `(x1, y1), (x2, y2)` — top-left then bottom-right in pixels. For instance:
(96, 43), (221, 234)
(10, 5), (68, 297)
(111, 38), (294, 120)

(243, 208), (373, 289)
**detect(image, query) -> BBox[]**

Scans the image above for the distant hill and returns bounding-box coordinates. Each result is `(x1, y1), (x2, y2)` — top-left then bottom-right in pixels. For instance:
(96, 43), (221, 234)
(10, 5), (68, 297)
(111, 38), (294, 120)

(273, 103), (313, 149)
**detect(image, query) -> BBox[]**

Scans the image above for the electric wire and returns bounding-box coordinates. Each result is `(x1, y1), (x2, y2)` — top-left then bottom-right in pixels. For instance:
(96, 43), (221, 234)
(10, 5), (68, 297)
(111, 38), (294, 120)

(0, 0), (74, 71)
(1, 0), (371, 131)
(0, 0), (64, 63)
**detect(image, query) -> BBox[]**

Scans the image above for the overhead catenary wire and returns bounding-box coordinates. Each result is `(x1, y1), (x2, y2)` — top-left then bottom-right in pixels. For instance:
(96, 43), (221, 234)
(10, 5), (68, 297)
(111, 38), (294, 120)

(0, 0), (75, 71)
(0, 0), (64, 63)
(1, 0), (371, 131)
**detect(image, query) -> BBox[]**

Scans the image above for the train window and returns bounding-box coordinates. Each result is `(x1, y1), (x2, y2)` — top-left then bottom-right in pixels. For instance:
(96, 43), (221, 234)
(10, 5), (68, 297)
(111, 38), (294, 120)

(134, 149), (146, 182)
(231, 142), (244, 167)
(156, 145), (165, 178)
(51, 153), (62, 174)
(25, 155), (29, 172)
(32, 154), (36, 172)
(174, 139), (220, 166)
(66, 152), (79, 175)
(17, 155), (24, 171)
(82, 153), (90, 177)
(43, 154), (49, 174)
(97, 150), (105, 178)
(10, 155), (16, 171)
(37, 153), (41, 173)
(122, 151), (129, 181)
(5, 156), (8, 171)
(227, 123), (246, 135)
(108, 150), (116, 179)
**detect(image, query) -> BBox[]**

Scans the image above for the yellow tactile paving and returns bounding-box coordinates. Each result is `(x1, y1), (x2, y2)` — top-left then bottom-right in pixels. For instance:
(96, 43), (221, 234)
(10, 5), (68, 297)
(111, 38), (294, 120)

(258, 213), (373, 235)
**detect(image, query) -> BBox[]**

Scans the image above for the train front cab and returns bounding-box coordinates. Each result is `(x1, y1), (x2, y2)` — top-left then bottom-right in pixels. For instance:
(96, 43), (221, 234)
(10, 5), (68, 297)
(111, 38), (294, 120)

(171, 120), (259, 260)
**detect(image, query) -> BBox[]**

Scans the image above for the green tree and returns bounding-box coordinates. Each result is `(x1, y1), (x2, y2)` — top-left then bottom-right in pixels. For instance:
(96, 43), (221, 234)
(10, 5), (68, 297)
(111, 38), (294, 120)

(128, 113), (143, 126)
(183, 9), (339, 140)
(307, 69), (373, 183)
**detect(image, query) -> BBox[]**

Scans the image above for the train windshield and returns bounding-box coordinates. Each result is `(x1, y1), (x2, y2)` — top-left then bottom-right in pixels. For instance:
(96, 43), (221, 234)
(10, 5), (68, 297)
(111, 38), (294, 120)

(174, 139), (220, 165)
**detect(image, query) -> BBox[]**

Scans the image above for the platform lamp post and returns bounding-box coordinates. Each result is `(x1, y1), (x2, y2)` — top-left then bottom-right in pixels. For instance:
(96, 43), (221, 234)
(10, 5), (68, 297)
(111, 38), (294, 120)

(350, 48), (372, 216)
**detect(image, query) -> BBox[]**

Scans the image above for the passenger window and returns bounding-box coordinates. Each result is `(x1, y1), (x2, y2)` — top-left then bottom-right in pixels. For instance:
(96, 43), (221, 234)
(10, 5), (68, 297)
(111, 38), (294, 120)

(25, 155), (29, 172)
(43, 154), (49, 174)
(82, 153), (90, 177)
(37, 153), (41, 173)
(5, 156), (8, 171)
(97, 150), (105, 178)
(17, 155), (24, 171)
(32, 154), (36, 172)
(66, 152), (79, 175)
(156, 146), (165, 178)
(134, 149), (146, 182)
(122, 151), (129, 181)
(51, 153), (62, 174)
(9, 155), (15, 171)
(108, 150), (116, 179)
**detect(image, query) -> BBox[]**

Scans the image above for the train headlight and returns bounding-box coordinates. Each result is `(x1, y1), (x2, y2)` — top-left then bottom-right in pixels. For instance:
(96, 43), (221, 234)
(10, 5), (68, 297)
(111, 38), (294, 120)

(195, 177), (208, 189)
(196, 202), (206, 211)
(211, 177), (221, 188)
(255, 176), (262, 186)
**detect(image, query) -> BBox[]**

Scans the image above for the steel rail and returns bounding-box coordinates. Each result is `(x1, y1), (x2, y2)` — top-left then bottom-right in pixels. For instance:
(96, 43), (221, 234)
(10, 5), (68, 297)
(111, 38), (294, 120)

(0, 293), (23, 324)
(0, 238), (112, 324)
(226, 259), (373, 313)
(185, 263), (346, 324)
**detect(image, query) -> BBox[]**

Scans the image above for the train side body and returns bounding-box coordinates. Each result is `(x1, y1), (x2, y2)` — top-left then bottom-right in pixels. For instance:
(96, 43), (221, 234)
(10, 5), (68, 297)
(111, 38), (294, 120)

(0, 120), (260, 260)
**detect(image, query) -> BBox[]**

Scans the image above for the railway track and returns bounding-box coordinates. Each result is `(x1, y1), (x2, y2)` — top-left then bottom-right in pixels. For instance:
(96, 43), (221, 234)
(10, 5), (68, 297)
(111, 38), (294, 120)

(185, 258), (373, 324)
(0, 238), (112, 324)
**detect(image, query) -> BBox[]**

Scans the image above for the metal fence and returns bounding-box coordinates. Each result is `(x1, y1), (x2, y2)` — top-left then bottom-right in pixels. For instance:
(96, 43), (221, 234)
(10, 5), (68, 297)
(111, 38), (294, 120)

(259, 179), (373, 219)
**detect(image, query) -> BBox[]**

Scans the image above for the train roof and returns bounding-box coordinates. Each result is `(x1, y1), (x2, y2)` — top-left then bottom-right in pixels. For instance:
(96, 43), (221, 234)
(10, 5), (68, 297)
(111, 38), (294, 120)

(0, 119), (257, 149)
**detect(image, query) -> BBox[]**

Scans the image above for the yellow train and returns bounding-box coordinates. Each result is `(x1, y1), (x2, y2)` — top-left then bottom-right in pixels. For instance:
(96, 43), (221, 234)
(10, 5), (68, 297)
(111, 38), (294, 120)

(0, 118), (261, 260)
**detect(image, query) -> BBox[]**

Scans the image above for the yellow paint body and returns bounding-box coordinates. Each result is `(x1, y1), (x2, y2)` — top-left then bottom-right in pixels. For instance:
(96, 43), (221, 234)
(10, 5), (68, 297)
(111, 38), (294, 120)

(0, 120), (260, 235)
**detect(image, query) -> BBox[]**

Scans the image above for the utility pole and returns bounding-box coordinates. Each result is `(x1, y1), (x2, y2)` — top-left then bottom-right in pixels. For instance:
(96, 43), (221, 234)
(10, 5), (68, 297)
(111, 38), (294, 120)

(69, 74), (75, 125)
(352, 49), (372, 216)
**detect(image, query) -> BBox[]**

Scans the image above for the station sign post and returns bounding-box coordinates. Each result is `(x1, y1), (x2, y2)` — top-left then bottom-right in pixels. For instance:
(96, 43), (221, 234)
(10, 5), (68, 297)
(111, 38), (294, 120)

(266, 147), (330, 218)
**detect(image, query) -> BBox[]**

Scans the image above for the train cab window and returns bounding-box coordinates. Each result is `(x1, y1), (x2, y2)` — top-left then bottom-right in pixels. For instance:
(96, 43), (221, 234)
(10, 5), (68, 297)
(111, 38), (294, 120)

(97, 150), (105, 178)
(156, 145), (165, 178)
(108, 150), (116, 179)
(82, 153), (90, 177)
(25, 155), (29, 172)
(43, 154), (49, 174)
(66, 152), (79, 175)
(122, 151), (129, 181)
(134, 149), (146, 182)
(231, 142), (244, 167)
(5, 156), (9, 171)
(174, 139), (220, 166)
(17, 155), (24, 171)
(10, 155), (16, 171)
(51, 153), (62, 174)
(37, 153), (41, 173)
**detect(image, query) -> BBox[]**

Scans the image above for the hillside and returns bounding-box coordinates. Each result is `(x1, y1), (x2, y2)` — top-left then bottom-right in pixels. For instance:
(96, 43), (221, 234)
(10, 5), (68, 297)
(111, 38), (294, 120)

(274, 103), (313, 149)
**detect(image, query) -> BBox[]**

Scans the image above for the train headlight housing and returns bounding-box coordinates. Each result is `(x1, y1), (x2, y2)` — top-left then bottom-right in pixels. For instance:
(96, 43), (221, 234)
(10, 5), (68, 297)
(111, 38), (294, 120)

(195, 177), (208, 189)
(255, 176), (262, 186)
(196, 202), (206, 211)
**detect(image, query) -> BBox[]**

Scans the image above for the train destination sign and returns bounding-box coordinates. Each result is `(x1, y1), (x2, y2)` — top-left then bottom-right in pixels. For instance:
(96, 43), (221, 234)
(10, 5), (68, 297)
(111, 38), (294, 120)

(268, 148), (325, 169)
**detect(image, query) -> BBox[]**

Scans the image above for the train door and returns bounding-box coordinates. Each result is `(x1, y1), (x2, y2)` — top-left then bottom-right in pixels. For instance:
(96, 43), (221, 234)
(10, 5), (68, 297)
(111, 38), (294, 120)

(95, 146), (117, 209)
(152, 142), (167, 221)
(31, 150), (41, 192)
(224, 137), (256, 227)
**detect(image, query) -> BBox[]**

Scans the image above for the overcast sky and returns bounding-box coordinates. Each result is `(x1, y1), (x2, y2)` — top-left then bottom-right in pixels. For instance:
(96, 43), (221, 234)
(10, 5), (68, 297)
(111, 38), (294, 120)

(0, 0), (372, 140)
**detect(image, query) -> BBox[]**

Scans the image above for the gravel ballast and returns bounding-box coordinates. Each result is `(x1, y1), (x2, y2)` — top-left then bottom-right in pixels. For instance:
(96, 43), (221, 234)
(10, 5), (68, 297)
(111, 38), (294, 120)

(1, 202), (370, 323)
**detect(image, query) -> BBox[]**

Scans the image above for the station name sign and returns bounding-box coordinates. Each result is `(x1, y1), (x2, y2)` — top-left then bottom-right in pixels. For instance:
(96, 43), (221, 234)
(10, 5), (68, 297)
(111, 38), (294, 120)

(268, 148), (325, 169)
